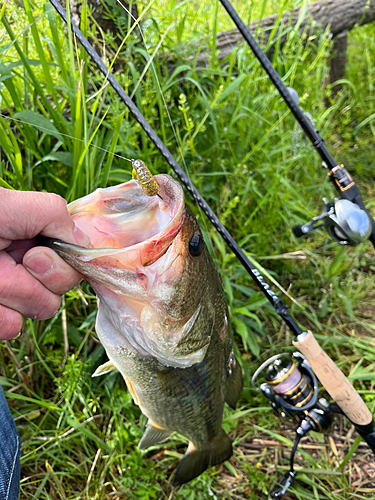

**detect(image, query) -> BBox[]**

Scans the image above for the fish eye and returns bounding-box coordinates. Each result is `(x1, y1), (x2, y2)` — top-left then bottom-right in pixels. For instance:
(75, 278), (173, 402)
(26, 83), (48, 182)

(189, 231), (203, 257)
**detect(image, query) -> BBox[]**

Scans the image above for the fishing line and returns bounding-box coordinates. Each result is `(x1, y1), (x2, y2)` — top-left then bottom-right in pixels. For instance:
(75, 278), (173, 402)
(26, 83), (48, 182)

(129, 25), (171, 100)
(49, 0), (303, 335)
(113, 1), (215, 243)
(113, 0), (212, 242)
(0, 113), (133, 163)
(113, 0), (191, 177)
(45, 0), (375, 465)
(114, 4), (205, 225)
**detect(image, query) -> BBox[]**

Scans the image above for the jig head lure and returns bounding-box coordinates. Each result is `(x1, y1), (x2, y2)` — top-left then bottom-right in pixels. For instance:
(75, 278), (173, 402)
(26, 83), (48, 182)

(131, 159), (163, 200)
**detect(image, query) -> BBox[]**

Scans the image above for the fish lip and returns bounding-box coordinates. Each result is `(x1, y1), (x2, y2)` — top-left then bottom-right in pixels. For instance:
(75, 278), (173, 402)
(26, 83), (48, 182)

(54, 175), (185, 266)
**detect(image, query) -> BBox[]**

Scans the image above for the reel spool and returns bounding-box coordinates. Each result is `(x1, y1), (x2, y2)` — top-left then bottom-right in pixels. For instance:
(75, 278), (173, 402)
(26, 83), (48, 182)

(252, 353), (331, 499)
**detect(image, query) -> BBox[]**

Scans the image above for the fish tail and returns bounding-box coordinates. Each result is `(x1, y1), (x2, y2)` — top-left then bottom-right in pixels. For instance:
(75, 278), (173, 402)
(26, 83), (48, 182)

(172, 429), (232, 486)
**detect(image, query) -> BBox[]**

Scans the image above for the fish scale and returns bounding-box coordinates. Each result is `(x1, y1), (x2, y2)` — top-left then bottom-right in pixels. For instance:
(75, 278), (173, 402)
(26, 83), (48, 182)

(42, 174), (243, 485)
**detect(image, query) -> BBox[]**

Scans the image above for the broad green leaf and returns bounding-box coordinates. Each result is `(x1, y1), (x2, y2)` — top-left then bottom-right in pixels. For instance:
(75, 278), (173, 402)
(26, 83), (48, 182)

(13, 110), (63, 142)
(34, 152), (73, 168)
(217, 74), (247, 102)
(232, 317), (260, 357)
(233, 307), (261, 319)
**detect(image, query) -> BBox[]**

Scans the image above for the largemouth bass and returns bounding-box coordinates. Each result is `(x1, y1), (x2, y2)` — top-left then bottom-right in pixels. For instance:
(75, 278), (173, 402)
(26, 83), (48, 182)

(44, 174), (242, 485)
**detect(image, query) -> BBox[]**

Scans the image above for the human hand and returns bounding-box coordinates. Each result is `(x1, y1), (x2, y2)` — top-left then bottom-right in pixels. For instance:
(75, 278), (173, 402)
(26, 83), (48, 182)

(0, 188), (90, 340)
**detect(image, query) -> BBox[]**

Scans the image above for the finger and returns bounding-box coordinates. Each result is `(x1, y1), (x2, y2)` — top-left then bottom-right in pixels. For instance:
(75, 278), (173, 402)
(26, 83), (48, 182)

(23, 246), (83, 295)
(0, 188), (90, 250)
(5, 239), (35, 263)
(0, 304), (23, 341)
(0, 251), (61, 320)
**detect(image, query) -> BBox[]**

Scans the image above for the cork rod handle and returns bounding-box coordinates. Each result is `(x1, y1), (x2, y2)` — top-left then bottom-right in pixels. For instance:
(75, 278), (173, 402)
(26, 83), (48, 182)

(293, 331), (372, 426)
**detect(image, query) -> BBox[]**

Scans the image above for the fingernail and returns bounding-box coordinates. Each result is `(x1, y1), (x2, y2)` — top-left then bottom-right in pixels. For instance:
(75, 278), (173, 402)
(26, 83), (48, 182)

(25, 252), (55, 276)
(73, 225), (90, 246)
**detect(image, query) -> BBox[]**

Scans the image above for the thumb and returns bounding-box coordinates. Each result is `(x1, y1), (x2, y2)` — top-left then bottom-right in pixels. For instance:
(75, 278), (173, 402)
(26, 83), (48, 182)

(0, 188), (90, 249)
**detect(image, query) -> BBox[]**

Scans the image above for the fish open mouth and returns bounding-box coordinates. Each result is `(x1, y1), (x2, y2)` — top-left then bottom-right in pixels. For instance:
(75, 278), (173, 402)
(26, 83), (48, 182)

(47, 174), (208, 366)
(58, 174), (185, 268)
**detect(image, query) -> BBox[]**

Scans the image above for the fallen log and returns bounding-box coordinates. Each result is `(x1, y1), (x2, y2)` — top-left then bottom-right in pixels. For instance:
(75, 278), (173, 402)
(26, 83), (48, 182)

(194, 0), (375, 66)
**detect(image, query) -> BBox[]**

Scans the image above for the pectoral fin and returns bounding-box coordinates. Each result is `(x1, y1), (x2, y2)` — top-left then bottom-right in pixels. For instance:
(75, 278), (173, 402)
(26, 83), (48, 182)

(138, 421), (173, 449)
(225, 355), (243, 410)
(172, 429), (232, 486)
(92, 361), (117, 377)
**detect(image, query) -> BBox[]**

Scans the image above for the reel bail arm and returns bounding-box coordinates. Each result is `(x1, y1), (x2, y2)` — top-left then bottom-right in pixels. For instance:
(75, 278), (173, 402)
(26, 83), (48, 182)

(327, 164), (375, 246)
(253, 338), (375, 498)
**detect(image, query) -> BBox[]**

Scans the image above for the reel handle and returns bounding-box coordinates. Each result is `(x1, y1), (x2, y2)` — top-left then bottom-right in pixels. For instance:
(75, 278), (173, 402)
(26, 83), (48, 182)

(293, 331), (372, 426)
(292, 225), (305, 238)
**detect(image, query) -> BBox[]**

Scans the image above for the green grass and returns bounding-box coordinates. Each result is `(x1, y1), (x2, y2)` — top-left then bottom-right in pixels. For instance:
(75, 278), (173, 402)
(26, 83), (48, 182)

(1, 0), (375, 498)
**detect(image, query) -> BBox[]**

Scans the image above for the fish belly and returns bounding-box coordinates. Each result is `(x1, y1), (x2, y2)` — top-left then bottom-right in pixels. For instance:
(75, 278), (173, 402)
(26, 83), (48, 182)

(112, 342), (225, 448)
(95, 295), (227, 448)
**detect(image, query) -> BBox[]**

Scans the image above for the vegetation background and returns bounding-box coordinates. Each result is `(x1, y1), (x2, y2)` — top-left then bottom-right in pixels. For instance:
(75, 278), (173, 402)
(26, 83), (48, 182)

(1, 0), (375, 498)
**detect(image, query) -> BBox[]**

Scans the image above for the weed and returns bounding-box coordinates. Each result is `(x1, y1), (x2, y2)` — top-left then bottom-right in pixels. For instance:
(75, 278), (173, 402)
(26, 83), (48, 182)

(1, 0), (375, 498)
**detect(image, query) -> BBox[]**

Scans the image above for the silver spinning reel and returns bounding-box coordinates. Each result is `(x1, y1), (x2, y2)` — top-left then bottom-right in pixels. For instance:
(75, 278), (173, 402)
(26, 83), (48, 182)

(293, 197), (372, 246)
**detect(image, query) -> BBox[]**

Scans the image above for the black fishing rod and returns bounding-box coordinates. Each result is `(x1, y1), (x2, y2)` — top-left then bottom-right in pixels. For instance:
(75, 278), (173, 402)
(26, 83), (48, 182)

(217, 1), (375, 493)
(48, 1), (375, 490)
(219, 0), (375, 249)
(48, 0), (302, 335)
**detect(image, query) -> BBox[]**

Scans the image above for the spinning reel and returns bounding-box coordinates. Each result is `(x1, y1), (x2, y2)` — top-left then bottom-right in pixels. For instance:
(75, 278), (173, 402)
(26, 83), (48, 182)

(252, 353), (332, 499)
(292, 165), (372, 246)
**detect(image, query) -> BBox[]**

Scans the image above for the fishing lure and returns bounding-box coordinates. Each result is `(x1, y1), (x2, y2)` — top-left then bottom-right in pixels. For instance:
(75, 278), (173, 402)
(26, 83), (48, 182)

(131, 159), (163, 199)
(50, 0), (375, 481)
